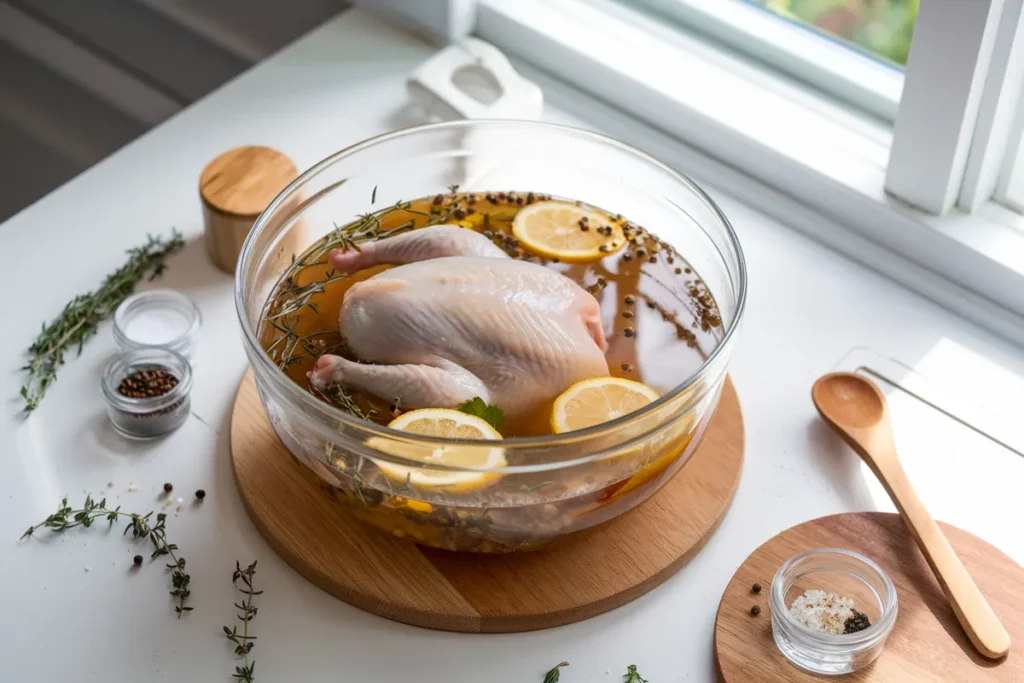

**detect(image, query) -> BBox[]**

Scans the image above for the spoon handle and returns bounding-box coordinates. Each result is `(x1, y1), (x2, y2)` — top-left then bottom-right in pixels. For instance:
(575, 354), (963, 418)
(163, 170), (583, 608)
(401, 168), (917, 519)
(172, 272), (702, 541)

(865, 445), (1011, 660)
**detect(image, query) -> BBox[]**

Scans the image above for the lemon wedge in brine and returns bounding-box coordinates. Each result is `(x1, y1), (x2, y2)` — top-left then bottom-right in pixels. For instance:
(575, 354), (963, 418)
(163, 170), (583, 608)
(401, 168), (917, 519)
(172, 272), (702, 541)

(512, 201), (625, 263)
(372, 409), (505, 490)
(550, 377), (661, 434)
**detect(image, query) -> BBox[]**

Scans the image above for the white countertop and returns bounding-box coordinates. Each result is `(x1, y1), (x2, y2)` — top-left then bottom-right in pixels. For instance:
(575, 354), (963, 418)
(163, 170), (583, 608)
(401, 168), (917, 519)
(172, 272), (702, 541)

(2, 9), (1023, 682)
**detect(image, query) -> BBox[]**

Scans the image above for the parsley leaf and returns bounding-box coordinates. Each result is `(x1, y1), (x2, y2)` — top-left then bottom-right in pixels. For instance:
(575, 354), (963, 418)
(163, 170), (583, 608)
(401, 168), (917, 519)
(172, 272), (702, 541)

(456, 397), (504, 431)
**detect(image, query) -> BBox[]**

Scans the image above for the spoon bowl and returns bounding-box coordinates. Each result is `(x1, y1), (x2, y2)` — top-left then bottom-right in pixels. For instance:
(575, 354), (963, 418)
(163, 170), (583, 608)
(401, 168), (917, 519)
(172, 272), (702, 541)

(812, 372), (1010, 661)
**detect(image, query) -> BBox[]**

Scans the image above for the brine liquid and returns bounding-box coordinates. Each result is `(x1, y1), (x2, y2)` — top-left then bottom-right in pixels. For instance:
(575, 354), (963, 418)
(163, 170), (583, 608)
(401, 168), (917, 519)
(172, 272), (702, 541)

(259, 190), (723, 438)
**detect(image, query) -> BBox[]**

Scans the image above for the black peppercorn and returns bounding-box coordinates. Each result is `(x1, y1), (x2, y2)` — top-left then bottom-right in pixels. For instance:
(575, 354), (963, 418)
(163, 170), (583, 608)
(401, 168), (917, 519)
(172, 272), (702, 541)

(752, 583), (762, 593)
(621, 363), (633, 372)
(751, 605), (761, 616)
(623, 327), (635, 338)
(195, 489), (206, 500)
(163, 482), (173, 493)
(624, 295), (635, 305)
(133, 554), (143, 566)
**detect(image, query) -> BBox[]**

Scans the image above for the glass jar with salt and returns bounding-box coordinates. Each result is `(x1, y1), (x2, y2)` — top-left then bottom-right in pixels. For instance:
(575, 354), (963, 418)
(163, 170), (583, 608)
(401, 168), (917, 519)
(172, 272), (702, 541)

(113, 289), (201, 359)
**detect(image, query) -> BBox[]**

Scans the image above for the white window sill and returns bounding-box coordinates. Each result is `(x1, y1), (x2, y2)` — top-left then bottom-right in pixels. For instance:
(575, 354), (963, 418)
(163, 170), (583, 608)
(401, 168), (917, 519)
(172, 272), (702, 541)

(475, 0), (1024, 345)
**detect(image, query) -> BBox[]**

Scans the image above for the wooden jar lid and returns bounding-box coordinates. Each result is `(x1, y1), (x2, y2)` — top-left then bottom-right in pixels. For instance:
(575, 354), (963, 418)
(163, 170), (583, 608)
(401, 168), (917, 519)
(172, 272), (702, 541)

(200, 146), (298, 217)
(199, 146), (300, 273)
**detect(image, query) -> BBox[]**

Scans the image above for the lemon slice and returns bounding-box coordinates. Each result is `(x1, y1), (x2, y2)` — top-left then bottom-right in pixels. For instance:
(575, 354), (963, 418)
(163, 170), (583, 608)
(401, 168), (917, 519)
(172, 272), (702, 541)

(512, 201), (625, 263)
(372, 409), (506, 490)
(551, 377), (661, 434)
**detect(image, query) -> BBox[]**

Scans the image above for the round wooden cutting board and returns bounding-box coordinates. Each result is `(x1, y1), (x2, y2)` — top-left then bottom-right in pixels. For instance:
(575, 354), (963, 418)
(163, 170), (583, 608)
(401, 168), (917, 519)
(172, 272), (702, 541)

(230, 371), (744, 632)
(715, 512), (1024, 682)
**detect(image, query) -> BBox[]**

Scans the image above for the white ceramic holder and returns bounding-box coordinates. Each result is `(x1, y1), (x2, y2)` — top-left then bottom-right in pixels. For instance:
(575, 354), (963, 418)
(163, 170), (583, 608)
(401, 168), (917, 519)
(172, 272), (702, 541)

(407, 38), (543, 121)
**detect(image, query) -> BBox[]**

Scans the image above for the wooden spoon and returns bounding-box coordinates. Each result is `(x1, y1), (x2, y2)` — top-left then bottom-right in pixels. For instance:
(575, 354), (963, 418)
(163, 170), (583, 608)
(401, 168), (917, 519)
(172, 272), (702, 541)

(812, 372), (1010, 660)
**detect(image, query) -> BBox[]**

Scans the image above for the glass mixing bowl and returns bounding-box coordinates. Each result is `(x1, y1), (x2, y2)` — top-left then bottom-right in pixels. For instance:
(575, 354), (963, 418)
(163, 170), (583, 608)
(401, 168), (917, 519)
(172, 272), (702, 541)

(235, 120), (746, 552)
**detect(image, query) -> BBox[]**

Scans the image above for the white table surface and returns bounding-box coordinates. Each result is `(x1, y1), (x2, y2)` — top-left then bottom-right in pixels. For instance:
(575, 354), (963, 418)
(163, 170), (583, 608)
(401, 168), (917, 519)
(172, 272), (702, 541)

(2, 9), (1023, 682)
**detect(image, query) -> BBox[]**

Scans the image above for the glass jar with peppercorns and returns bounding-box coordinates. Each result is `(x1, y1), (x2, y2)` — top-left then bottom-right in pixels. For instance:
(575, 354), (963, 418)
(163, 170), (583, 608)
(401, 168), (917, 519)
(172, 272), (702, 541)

(101, 348), (192, 438)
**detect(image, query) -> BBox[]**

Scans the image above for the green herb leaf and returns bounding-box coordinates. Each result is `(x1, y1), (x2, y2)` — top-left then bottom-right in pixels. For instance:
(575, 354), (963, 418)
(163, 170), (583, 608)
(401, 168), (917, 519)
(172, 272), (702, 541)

(624, 664), (648, 683)
(19, 230), (184, 412)
(456, 397), (504, 431)
(543, 661), (569, 683)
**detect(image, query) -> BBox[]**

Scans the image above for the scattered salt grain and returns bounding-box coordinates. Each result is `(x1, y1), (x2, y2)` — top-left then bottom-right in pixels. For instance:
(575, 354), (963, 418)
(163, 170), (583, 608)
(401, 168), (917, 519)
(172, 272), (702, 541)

(127, 481), (138, 492)
(789, 589), (855, 635)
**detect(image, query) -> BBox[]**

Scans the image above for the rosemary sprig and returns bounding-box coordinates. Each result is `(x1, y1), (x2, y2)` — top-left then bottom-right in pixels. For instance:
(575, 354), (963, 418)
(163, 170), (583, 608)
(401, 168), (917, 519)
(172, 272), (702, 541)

(624, 664), (648, 683)
(20, 230), (184, 413)
(224, 561), (262, 682)
(21, 495), (192, 617)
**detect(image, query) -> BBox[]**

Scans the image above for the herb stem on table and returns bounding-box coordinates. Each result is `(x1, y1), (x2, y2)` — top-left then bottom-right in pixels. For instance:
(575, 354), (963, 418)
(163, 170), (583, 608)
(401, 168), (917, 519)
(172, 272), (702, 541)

(19, 230), (184, 412)
(544, 661), (569, 683)
(623, 664), (649, 682)
(21, 495), (192, 617)
(224, 561), (262, 682)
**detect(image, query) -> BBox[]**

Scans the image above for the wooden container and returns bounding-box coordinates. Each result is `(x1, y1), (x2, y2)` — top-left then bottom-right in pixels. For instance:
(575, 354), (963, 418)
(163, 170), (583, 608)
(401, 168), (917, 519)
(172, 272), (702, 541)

(200, 146), (303, 273)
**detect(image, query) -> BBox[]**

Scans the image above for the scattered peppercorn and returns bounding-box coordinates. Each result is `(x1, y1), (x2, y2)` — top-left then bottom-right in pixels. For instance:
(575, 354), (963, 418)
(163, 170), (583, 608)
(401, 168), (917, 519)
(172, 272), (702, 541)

(527, 192), (536, 204)
(667, 256), (675, 264)
(622, 310), (634, 319)
(648, 256), (657, 264)
(684, 267), (692, 274)
(195, 489), (206, 500)
(624, 295), (635, 305)
(675, 268), (683, 275)
(621, 363), (633, 372)
(752, 583), (762, 593)
(647, 301), (656, 309)
(751, 605), (761, 616)
(623, 327), (635, 338)
(133, 554), (143, 566)
(163, 482), (173, 493)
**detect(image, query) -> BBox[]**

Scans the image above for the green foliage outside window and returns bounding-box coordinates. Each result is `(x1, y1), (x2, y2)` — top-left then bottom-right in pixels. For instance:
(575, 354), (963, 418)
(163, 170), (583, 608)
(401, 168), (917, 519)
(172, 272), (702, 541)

(756, 0), (919, 66)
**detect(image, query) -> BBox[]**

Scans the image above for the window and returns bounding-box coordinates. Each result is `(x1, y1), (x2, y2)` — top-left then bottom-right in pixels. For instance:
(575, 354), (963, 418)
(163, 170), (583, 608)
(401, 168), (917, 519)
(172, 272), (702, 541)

(622, 0), (912, 120)
(372, 0), (1024, 339)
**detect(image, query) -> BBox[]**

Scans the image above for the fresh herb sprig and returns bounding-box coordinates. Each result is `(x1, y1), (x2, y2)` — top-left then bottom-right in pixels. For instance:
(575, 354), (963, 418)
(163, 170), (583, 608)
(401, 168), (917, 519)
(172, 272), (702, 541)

(623, 664), (649, 683)
(224, 561), (262, 682)
(456, 397), (504, 431)
(20, 230), (184, 412)
(21, 495), (192, 617)
(544, 662), (569, 683)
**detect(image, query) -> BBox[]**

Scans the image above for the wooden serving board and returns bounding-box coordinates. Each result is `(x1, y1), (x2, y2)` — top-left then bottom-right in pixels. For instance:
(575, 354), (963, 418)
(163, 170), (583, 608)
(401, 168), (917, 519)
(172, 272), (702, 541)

(231, 370), (744, 632)
(715, 512), (1024, 682)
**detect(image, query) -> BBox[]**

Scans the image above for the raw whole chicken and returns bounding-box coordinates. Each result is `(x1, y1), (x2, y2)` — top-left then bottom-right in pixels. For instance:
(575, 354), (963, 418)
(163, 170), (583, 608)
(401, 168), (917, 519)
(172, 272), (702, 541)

(308, 225), (609, 429)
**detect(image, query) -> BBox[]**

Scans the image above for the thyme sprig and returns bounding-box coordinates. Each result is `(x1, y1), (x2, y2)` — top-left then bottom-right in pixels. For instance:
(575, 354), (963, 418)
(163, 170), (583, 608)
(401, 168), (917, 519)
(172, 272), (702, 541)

(20, 230), (184, 412)
(623, 664), (649, 683)
(21, 495), (192, 617)
(544, 662), (569, 683)
(224, 561), (262, 682)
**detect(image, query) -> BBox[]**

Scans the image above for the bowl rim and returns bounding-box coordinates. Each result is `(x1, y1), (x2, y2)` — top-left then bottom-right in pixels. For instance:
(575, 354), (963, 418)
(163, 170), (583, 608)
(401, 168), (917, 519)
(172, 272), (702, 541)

(234, 119), (747, 449)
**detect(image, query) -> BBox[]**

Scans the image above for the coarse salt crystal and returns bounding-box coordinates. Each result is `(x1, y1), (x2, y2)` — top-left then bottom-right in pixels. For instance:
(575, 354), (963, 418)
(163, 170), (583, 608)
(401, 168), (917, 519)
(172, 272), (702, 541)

(789, 589), (855, 635)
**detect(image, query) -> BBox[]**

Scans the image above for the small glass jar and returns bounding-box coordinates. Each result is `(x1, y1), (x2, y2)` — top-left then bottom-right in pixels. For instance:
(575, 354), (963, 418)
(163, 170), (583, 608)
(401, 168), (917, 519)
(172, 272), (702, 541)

(113, 289), (202, 359)
(770, 548), (898, 676)
(101, 348), (193, 439)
